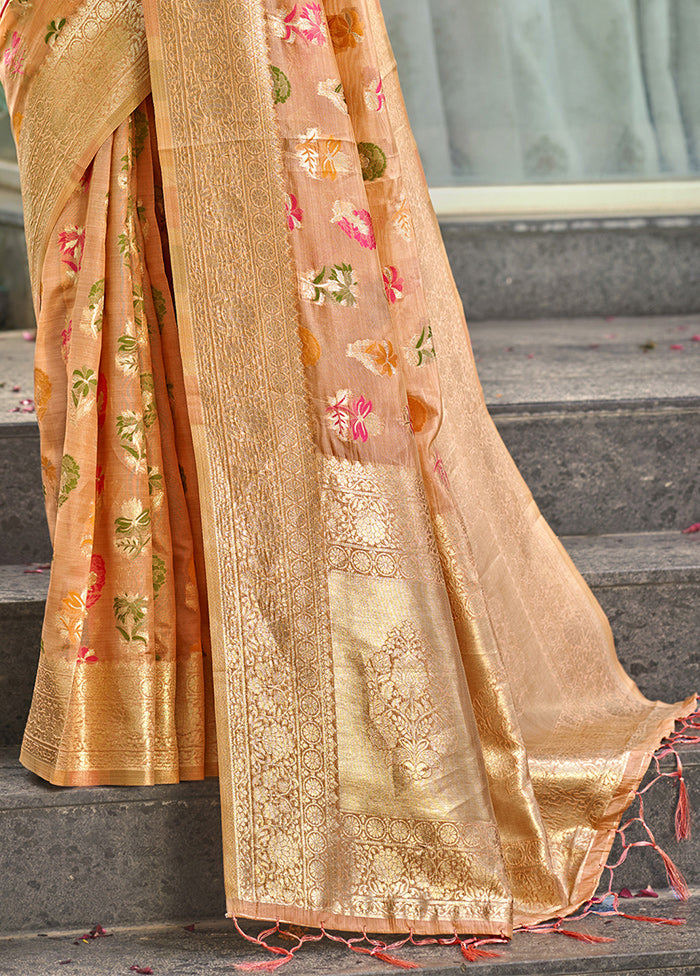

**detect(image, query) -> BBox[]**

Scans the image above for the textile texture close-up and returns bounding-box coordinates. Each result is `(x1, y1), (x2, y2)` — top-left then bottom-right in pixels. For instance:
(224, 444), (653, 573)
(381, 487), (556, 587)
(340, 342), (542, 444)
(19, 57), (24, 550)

(0, 0), (695, 949)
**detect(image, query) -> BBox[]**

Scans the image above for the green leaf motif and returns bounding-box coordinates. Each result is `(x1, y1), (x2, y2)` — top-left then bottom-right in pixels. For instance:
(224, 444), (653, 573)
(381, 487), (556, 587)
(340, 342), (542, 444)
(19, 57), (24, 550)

(45, 18), (66, 44)
(270, 65), (291, 104)
(152, 554), (167, 599)
(58, 455), (80, 507)
(148, 466), (163, 496)
(151, 287), (167, 333)
(140, 373), (157, 430)
(81, 279), (105, 335)
(327, 263), (358, 306)
(307, 264), (358, 307)
(114, 503), (151, 558)
(116, 334), (140, 374)
(358, 142), (387, 181)
(113, 593), (148, 645)
(415, 324), (436, 366)
(116, 410), (147, 471)
(132, 109), (149, 159)
(71, 366), (97, 409)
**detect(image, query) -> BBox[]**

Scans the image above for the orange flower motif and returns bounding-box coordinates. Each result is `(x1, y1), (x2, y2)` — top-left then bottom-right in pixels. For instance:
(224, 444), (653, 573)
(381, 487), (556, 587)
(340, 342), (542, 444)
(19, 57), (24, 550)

(296, 130), (352, 180)
(406, 394), (429, 433)
(298, 326), (321, 366)
(328, 8), (364, 50)
(57, 590), (88, 646)
(34, 367), (52, 421)
(365, 340), (398, 376)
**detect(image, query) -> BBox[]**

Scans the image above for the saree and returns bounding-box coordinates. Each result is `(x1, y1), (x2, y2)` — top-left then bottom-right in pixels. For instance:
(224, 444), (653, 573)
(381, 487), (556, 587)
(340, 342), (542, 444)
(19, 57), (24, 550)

(1, 0), (695, 939)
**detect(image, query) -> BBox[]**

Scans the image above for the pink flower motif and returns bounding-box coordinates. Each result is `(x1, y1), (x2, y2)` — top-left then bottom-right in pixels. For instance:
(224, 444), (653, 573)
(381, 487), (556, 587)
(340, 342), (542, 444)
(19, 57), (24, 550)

(79, 166), (93, 194)
(325, 390), (378, 442)
(57, 226), (86, 275)
(78, 646), (98, 663)
(297, 2), (327, 43)
(4, 32), (25, 76)
(432, 452), (450, 488)
(331, 200), (376, 250)
(86, 553), (106, 609)
(350, 396), (372, 442)
(60, 322), (72, 364)
(382, 266), (404, 304)
(279, 5), (298, 41)
(285, 193), (303, 230)
(364, 78), (386, 112)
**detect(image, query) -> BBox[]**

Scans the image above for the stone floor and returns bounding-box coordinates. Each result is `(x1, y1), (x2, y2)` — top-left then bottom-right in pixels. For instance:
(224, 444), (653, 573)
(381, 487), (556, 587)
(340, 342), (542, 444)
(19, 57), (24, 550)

(1, 892), (699, 976)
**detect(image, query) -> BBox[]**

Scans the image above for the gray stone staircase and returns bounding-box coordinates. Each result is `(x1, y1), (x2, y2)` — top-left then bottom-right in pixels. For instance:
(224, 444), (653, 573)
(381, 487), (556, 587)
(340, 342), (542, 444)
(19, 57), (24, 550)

(0, 190), (699, 970)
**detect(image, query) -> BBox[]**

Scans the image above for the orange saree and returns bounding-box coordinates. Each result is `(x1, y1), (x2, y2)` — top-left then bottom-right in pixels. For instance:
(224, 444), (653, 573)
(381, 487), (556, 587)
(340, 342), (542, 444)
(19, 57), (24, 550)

(1, 0), (695, 939)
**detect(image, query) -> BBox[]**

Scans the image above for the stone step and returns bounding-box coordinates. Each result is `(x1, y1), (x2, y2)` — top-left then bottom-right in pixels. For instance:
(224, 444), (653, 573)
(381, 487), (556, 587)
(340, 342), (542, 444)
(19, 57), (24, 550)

(2, 317), (700, 555)
(443, 214), (700, 321)
(0, 738), (696, 936)
(1, 892), (699, 976)
(1, 526), (698, 747)
(3, 164), (700, 326)
(470, 315), (700, 536)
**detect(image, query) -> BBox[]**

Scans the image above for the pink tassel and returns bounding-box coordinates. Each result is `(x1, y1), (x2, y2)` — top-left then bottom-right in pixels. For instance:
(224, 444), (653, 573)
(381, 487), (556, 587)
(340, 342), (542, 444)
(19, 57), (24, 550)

(347, 945), (419, 969)
(234, 959), (292, 973)
(657, 846), (690, 901)
(675, 774), (691, 841)
(460, 943), (502, 962)
(553, 929), (614, 944)
(617, 913), (685, 926)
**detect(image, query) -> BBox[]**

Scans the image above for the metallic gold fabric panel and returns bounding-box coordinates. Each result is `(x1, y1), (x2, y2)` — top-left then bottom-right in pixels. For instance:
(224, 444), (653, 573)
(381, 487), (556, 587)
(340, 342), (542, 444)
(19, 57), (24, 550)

(362, 0), (695, 926)
(0, 0), (150, 305)
(142, 0), (340, 927)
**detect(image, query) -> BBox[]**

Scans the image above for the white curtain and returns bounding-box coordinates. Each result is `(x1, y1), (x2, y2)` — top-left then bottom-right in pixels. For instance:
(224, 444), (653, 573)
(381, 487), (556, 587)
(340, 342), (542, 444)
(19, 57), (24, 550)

(382, 0), (700, 184)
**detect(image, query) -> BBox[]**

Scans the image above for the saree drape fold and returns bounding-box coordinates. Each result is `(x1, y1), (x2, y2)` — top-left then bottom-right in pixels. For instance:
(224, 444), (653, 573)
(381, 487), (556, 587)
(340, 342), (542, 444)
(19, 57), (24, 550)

(1, 0), (695, 938)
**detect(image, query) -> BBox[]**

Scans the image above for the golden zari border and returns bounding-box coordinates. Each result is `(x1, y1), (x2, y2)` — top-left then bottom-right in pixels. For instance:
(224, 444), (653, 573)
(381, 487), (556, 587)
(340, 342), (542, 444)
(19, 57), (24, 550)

(14, 0), (149, 306)
(141, 0), (340, 928)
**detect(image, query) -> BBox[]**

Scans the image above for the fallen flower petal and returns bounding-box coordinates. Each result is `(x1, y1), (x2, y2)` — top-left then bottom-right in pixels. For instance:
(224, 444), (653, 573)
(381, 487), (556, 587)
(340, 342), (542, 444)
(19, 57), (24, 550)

(636, 887), (659, 898)
(682, 523), (700, 534)
(670, 344), (685, 351)
(73, 923), (110, 944)
(692, 335), (700, 342)
(59, 962), (72, 966)
(183, 924), (196, 932)
(130, 967), (154, 974)
(22, 330), (36, 342)
(11, 384), (20, 392)
(618, 888), (633, 898)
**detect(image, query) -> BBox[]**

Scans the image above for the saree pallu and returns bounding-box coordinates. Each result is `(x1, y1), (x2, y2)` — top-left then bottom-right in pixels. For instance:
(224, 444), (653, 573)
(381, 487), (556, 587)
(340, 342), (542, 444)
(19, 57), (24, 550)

(1, 0), (695, 938)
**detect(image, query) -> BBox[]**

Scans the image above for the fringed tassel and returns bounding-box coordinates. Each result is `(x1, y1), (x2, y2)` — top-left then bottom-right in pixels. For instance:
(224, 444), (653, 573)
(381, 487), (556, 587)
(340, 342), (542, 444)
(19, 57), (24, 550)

(615, 913), (685, 926)
(675, 771), (691, 842)
(460, 939), (503, 962)
(657, 845), (690, 901)
(552, 929), (613, 944)
(349, 946), (420, 970)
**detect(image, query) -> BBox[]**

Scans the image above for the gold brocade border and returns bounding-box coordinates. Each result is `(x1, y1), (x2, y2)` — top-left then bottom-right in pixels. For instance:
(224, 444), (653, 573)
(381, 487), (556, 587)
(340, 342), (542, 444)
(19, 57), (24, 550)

(142, 0), (338, 922)
(16, 0), (149, 307)
(20, 655), (213, 787)
(364, 0), (697, 927)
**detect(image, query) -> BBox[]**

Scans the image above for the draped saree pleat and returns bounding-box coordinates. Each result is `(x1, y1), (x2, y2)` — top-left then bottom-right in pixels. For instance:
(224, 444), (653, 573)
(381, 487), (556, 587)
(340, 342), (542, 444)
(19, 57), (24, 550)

(1, 0), (695, 939)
